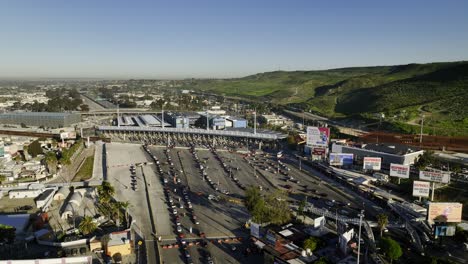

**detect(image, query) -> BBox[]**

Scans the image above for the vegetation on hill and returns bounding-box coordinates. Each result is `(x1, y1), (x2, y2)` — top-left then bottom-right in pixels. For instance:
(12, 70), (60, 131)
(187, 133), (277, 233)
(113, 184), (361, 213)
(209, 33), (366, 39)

(188, 61), (468, 136)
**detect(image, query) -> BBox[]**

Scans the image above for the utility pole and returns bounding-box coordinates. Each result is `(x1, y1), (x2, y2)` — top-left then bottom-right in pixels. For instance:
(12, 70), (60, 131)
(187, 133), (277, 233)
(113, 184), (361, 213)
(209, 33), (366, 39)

(357, 210), (365, 264)
(254, 109), (257, 134)
(117, 104), (120, 127)
(302, 111), (305, 127)
(420, 114), (425, 144)
(206, 109), (209, 131)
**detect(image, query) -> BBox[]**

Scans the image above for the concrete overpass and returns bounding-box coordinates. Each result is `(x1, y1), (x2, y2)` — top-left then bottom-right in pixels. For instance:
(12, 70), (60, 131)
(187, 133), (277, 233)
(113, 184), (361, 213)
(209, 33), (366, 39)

(97, 126), (286, 140)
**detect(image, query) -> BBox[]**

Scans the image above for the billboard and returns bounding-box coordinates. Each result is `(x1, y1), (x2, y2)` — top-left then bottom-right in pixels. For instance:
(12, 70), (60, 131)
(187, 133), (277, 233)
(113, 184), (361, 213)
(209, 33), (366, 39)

(363, 157), (382, 171)
(329, 153), (354, 166)
(427, 203), (463, 223)
(314, 216), (326, 228)
(419, 171), (450, 183)
(389, 163), (410, 179)
(312, 147), (326, 156)
(412, 181), (430, 198)
(434, 225), (456, 237)
(306, 126), (330, 147)
(250, 222), (260, 238)
(60, 132), (77, 140)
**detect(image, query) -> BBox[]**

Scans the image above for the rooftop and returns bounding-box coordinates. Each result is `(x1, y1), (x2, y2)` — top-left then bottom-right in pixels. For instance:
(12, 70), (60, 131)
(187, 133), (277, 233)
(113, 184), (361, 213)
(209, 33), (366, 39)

(108, 230), (131, 247)
(362, 143), (422, 155)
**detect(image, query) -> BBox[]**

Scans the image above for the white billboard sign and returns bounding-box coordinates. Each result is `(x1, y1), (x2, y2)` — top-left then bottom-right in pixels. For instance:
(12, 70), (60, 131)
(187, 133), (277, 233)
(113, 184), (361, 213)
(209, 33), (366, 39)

(314, 216), (326, 228)
(419, 171), (450, 183)
(363, 157), (382, 171)
(412, 181), (430, 198)
(306, 126), (329, 147)
(389, 163), (410, 179)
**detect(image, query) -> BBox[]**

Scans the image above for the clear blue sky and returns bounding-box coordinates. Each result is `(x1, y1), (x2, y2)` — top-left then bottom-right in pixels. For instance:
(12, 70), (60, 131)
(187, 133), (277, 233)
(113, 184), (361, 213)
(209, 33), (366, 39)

(1, 0), (467, 79)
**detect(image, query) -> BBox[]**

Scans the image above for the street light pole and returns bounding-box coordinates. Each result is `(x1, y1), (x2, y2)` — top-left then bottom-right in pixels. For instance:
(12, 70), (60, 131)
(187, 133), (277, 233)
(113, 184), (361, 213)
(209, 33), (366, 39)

(357, 210), (365, 264)
(420, 114), (425, 144)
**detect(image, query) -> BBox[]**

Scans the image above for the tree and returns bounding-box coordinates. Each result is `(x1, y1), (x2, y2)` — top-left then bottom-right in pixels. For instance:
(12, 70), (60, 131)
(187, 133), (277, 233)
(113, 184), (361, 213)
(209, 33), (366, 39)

(380, 237), (402, 264)
(314, 257), (330, 264)
(0, 175), (6, 184)
(0, 224), (16, 244)
(298, 198), (307, 221)
(28, 140), (43, 157)
(119, 201), (131, 227)
(415, 150), (435, 170)
(97, 181), (115, 205)
(265, 190), (291, 225)
(244, 186), (267, 223)
(303, 237), (321, 252)
(245, 186), (262, 212)
(377, 213), (389, 237)
(45, 151), (58, 174)
(80, 104), (90, 112)
(78, 216), (97, 235)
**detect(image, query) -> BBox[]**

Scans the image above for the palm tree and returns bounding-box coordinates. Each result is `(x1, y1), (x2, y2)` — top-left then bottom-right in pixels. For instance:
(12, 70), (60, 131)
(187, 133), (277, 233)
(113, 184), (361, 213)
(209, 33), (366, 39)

(377, 213), (389, 237)
(101, 234), (111, 255)
(97, 181), (115, 204)
(119, 201), (131, 227)
(79, 216), (97, 235)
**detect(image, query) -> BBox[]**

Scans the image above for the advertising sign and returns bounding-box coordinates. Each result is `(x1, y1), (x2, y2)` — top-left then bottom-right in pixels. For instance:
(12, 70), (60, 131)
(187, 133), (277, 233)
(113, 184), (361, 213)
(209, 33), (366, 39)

(250, 222), (260, 238)
(427, 203), (463, 223)
(60, 132), (77, 140)
(306, 126), (330, 147)
(389, 163), (410, 179)
(412, 181), (430, 198)
(363, 157), (382, 171)
(434, 225), (456, 237)
(312, 148), (326, 156)
(314, 216), (326, 228)
(329, 153), (354, 166)
(419, 171), (450, 183)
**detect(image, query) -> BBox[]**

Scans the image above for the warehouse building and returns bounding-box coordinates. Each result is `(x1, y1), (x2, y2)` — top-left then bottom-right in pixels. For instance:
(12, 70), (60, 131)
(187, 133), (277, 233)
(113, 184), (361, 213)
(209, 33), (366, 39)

(164, 112), (190, 128)
(0, 112), (81, 128)
(225, 116), (248, 128)
(332, 143), (424, 166)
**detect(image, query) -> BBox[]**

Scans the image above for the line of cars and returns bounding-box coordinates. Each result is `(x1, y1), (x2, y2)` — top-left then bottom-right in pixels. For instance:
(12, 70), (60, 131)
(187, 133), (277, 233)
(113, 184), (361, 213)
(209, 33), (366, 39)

(211, 148), (247, 191)
(190, 146), (231, 195)
(130, 164), (137, 191)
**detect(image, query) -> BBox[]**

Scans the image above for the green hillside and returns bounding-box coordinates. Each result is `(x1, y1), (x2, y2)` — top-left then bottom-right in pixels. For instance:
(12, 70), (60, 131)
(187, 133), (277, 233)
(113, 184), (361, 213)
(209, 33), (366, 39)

(189, 61), (468, 136)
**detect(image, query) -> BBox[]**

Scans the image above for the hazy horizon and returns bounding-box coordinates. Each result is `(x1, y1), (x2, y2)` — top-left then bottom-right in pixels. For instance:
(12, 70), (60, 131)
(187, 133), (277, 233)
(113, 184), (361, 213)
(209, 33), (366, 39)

(1, 0), (467, 79)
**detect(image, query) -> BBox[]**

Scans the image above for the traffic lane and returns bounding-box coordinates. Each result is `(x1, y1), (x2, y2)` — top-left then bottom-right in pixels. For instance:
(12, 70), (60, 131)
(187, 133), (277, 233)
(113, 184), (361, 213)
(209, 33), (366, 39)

(191, 198), (248, 238)
(219, 152), (271, 192)
(283, 156), (383, 217)
(207, 241), (261, 264)
(143, 166), (174, 238)
(198, 150), (241, 196)
(162, 248), (185, 264)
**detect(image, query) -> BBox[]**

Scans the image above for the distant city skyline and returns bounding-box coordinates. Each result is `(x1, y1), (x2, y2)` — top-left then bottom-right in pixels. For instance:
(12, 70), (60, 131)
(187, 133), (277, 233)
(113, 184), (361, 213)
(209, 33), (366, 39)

(1, 0), (467, 79)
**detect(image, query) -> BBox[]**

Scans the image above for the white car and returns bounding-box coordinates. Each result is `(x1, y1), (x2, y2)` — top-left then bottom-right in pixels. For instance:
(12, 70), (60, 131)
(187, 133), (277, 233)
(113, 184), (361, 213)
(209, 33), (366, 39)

(177, 226), (182, 232)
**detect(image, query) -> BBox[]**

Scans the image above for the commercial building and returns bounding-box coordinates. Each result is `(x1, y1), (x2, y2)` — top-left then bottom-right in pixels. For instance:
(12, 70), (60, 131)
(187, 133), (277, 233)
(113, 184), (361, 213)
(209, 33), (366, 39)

(225, 116), (248, 128)
(332, 143), (424, 166)
(261, 114), (292, 126)
(164, 112), (190, 128)
(106, 230), (133, 257)
(0, 112), (81, 128)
